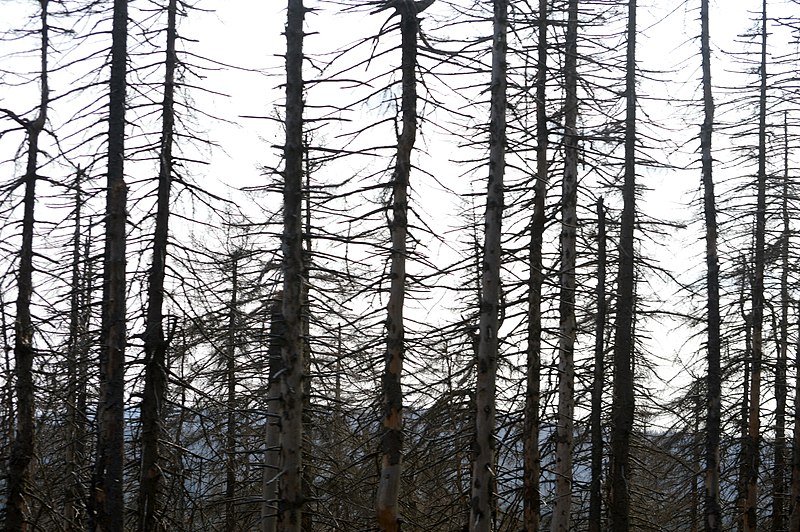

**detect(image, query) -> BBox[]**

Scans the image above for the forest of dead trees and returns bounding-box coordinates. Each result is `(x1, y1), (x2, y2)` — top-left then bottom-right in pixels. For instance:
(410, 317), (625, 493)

(1, 0), (800, 530)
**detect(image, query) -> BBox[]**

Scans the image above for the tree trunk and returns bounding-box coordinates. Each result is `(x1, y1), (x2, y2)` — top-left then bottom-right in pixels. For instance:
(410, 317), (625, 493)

(552, 0), (578, 528)
(772, 112), (790, 532)
(279, 0), (306, 529)
(589, 197), (606, 532)
(66, 171), (90, 532)
(470, 0), (506, 530)
(524, 1), (548, 528)
(263, 296), (285, 532)
(301, 143), (313, 532)
(743, 3), (767, 530)
(6, 4), (48, 531)
(788, 301), (800, 529)
(226, 252), (241, 532)
(375, 2), (421, 530)
(91, 0), (128, 529)
(737, 269), (751, 532)
(609, 0), (636, 530)
(138, 1), (178, 528)
(699, 0), (721, 529)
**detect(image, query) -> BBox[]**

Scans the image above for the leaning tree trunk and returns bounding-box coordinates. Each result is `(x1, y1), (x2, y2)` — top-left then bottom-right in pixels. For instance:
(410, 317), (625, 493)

(609, 0), (637, 530)
(91, 1), (128, 530)
(279, 0), (306, 529)
(588, 198), (606, 532)
(6, 3), (48, 531)
(523, 0), (548, 528)
(470, 0), (506, 530)
(699, 0), (722, 529)
(552, 0), (579, 529)
(375, 2), (421, 530)
(743, 3), (767, 530)
(138, 0), (178, 529)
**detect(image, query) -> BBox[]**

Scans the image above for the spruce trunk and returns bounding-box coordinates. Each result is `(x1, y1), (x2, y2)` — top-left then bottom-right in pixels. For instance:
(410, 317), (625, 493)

(609, 0), (637, 529)
(470, 0), (506, 529)
(279, 0), (306, 529)
(138, 0), (178, 528)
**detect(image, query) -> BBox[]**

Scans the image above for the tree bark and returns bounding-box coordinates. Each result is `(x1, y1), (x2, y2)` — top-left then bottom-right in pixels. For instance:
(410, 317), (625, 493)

(6, 3), (48, 531)
(552, 0), (578, 528)
(524, 1), (548, 528)
(279, 0), (306, 529)
(589, 198), (606, 532)
(743, 2), (767, 530)
(138, 0), (178, 528)
(699, 0), (721, 529)
(609, 0), (637, 530)
(470, 0), (506, 530)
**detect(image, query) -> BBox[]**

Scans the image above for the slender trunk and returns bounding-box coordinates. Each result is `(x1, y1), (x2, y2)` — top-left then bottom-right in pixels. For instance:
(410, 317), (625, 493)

(0, 292), (13, 471)
(5, 4), (48, 531)
(772, 112), (790, 532)
(263, 296), (285, 532)
(609, 1), (636, 530)
(225, 252), (241, 532)
(738, 268), (752, 532)
(524, 2), (548, 528)
(589, 198), (606, 532)
(91, 0), (128, 529)
(552, 1), (578, 528)
(279, 0), (306, 529)
(788, 301), (800, 529)
(470, 1), (506, 530)
(138, 1), (177, 528)
(743, 3), (768, 530)
(301, 142), (313, 532)
(700, 0), (721, 529)
(375, 2), (420, 530)
(66, 171), (89, 531)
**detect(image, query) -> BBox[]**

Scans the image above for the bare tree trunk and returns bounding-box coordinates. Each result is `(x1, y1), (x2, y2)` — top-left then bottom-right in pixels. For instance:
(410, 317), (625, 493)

(470, 0), (506, 530)
(375, 2), (421, 530)
(589, 198), (606, 532)
(138, 1), (178, 529)
(301, 143), (313, 532)
(90, 0), (128, 529)
(524, 1), (548, 528)
(279, 0), (306, 529)
(699, 0), (721, 529)
(9, 0), (48, 522)
(743, 3), (767, 530)
(789, 301), (800, 529)
(609, 1), (636, 530)
(66, 171), (90, 532)
(263, 296), (284, 532)
(772, 111), (790, 532)
(737, 270), (751, 532)
(225, 251), (241, 532)
(6, 4), (48, 531)
(552, 0), (578, 528)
